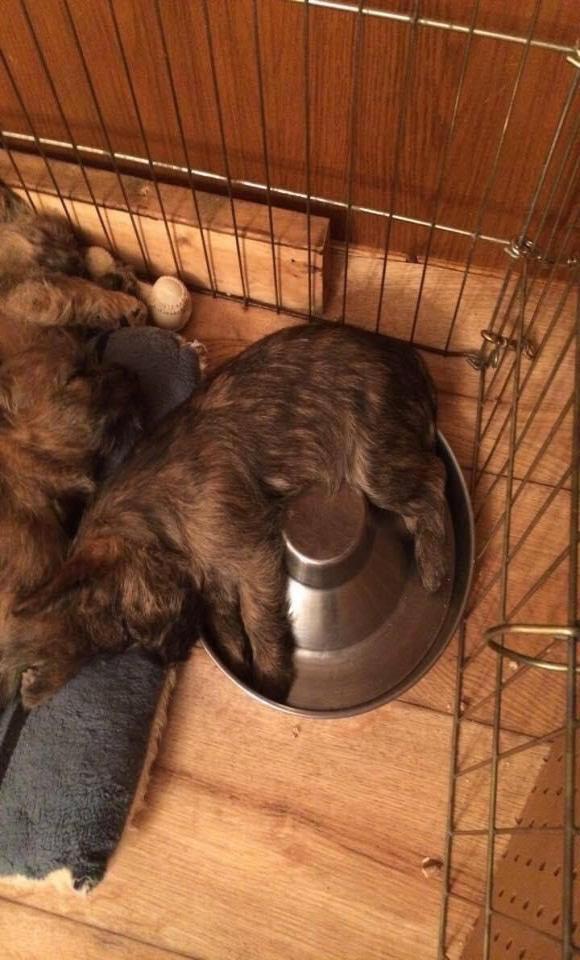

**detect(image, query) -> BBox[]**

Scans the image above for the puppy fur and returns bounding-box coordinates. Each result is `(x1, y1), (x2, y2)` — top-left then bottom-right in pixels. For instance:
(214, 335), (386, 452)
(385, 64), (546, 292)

(12, 323), (448, 709)
(0, 184), (146, 705)
(0, 181), (147, 342)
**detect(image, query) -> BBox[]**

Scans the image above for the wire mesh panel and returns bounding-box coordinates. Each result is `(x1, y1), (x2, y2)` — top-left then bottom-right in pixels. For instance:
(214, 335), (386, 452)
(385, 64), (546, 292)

(438, 47), (579, 953)
(1, 0), (577, 330)
(0, 1), (578, 957)
(439, 270), (579, 958)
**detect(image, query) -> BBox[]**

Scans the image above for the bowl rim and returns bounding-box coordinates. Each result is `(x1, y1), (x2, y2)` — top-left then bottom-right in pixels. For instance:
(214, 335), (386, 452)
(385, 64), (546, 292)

(201, 430), (475, 719)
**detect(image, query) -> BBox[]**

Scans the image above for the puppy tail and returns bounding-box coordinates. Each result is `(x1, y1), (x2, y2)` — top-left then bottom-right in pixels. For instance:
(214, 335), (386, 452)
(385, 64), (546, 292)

(415, 519), (448, 594)
(413, 454), (449, 594)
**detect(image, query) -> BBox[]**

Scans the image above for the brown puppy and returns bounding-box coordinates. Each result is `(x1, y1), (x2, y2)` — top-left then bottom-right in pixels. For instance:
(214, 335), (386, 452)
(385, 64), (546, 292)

(12, 323), (447, 708)
(0, 181), (147, 344)
(0, 331), (140, 704)
(0, 327), (143, 706)
(0, 183), (147, 705)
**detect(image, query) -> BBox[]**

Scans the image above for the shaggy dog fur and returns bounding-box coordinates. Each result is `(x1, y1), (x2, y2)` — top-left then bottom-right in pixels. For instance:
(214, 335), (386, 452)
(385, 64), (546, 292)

(0, 182), (146, 344)
(0, 183), (146, 704)
(11, 323), (447, 708)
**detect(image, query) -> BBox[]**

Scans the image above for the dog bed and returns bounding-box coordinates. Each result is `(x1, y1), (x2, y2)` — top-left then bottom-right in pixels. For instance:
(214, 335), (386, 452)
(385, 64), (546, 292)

(0, 327), (203, 891)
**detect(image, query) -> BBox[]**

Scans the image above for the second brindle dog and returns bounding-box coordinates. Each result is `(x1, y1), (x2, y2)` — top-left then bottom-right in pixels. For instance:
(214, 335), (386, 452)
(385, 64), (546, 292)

(11, 323), (448, 708)
(0, 182), (147, 705)
(0, 181), (147, 343)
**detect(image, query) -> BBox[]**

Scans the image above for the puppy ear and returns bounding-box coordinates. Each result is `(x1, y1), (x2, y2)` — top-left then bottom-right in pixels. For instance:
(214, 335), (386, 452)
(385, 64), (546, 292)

(14, 538), (120, 616)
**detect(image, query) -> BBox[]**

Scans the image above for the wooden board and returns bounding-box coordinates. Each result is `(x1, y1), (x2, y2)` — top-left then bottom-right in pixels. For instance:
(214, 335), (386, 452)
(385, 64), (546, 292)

(0, 149), (329, 313)
(327, 241), (575, 357)
(0, 900), (181, 960)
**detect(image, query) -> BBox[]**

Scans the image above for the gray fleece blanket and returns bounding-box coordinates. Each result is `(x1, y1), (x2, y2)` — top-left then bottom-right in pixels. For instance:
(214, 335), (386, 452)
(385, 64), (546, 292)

(0, 327), (203, 890)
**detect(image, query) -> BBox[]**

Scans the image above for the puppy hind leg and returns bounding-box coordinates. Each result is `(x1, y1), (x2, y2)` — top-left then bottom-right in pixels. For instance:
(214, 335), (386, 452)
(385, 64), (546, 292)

(358, 448), (448, 593)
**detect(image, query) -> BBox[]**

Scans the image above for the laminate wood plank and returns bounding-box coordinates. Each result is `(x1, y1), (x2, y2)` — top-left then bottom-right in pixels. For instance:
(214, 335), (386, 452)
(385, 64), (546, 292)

(0, 899), (192, 960)
(0, 658), (540, 960)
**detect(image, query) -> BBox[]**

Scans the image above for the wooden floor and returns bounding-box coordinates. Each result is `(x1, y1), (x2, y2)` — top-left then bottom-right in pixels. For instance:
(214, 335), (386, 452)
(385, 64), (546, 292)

(0, 274), (572, 959)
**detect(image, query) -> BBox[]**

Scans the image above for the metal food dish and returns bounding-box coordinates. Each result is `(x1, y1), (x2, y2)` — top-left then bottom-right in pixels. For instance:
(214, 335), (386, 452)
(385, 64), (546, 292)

(203, 433), (474, 718)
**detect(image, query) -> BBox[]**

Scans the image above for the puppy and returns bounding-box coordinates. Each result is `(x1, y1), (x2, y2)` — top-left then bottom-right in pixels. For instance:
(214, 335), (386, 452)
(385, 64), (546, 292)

(0, 326), (144, 706)
(0, 180), (147, 343)
(0, 183), (148, 706)
(11, 323), (447, 709)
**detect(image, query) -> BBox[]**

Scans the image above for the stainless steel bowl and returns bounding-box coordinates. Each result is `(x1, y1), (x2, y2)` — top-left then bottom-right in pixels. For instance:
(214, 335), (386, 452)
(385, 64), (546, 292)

(203, 433), (474, 717)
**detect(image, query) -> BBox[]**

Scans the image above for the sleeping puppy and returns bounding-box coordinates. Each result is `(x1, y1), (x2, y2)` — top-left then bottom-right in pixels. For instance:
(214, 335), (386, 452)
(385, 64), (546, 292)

(11, 323), (448, 709)
(0, 180), (147, 344)
(0, 325), (143, 706)
(0, 183), (148, 706)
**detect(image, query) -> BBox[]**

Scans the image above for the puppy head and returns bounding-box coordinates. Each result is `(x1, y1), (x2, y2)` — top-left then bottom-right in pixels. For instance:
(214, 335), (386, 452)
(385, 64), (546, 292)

(0, 343), (143, 491)
(15, 535), (202, 667)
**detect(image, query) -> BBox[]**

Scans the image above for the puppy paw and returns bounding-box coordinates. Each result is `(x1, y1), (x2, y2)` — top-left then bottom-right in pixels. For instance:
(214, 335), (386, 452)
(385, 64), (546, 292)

(251, 663), (294, 704)
(122, 296), (148, 327)
(99, 265), (141, 298)
(95, 292), (148, 329)
(20, 665), (58, 710)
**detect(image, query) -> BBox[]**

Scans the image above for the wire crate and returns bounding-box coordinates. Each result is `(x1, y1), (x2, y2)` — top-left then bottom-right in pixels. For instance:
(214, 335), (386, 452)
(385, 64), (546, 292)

(0, 1), (578, 957)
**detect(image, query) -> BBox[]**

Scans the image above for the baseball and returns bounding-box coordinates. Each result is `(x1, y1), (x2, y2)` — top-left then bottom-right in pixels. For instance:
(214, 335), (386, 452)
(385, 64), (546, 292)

(146, 276), (192, 331)
(84, 247), (192, 331)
